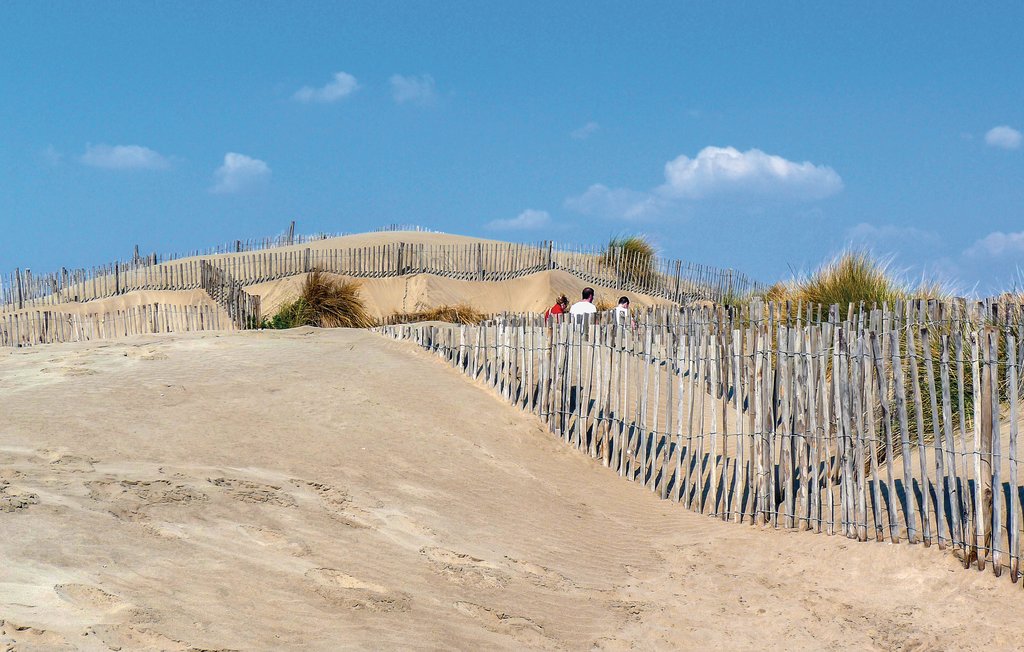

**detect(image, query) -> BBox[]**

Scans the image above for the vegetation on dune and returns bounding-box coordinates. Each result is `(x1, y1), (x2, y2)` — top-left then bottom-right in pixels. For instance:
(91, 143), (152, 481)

(594, 297), (615, 312)
(599, 234), (656, 288)
(762, 250), (953, 311)
(386, 303), (488, 325)
(264, 270), (374, 329)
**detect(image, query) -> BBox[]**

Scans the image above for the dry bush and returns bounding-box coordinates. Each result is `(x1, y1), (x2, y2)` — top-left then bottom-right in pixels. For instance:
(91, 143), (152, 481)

(271, 270), (373, 329)
(387, 303), (487, 325)
(595, 297), (615, 311)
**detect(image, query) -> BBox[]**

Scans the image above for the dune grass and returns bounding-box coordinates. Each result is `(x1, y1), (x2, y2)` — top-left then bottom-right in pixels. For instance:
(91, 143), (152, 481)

(598, 234), (656, 288)
(267, 270), (374, 329)
(386, 303), (488, 325)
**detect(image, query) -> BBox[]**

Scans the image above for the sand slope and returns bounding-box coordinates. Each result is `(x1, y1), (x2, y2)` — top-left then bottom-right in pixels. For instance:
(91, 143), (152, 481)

(247, 269), (676, 319)
(0, 329), (1019, 651)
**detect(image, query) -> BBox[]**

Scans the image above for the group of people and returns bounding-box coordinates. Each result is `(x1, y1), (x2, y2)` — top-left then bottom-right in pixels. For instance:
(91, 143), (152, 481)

(544, 287), (631, 322)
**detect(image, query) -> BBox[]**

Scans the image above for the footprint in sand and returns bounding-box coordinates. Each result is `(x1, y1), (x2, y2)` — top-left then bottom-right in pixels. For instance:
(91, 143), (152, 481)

(0, 619), (70, 650)
(453, 602), (559, 649)
(420, 547), (509, 589)
(502, 556), (575, 591)
(39, 365), (97, 377)
(207, 477), (297, 507)
(0, 481), (40, 512)
(85, 623), (235, 652)
(54, 583), (123, 610)
(291, 479), (372, 528)
(35, 448), (97, 472)
(238, 525), (311, 557)
(304, 568), (411, 612)
(86, 479), (207, 520)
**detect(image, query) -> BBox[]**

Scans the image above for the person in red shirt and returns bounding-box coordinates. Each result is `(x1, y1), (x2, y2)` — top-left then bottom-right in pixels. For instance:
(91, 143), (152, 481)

(545, 294), (569, 319)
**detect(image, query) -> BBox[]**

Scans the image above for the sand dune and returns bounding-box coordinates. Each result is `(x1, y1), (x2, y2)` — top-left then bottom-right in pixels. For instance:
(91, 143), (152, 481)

(248, 269), (676, 319)
(0, 328), (1019, 650)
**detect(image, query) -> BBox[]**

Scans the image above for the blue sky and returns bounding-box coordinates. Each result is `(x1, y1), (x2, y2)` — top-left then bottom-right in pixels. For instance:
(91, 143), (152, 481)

(1, 2), (1022, 293)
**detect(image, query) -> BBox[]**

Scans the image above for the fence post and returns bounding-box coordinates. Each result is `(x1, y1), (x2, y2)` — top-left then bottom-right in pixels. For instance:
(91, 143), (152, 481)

(547, 241), (553, 270)
(15, 268), (23, 310)
(304, 247), (311, 273)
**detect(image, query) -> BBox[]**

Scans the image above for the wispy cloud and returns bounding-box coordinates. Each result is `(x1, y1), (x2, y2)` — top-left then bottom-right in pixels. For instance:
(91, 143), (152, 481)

(389, 74), (437, 105)
(658, 146), (843, 200)
(570, 121), (599, 140)
(985, 125), (1022, 150)
(564, 185), (665, 221)
(964, 230), (1024, 258)
(81, 143), (169, 170)
(487, 209), (551, 231)
(210, 153), (271, 194)
(846, 223), (942, 248)
(565, 145), (842, 221)
(293, 71), (359, 103)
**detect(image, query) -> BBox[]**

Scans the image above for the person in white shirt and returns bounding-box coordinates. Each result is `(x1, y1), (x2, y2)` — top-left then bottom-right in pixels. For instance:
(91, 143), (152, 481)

(569, 287), (597, 316)
(614, 296), (630, 322)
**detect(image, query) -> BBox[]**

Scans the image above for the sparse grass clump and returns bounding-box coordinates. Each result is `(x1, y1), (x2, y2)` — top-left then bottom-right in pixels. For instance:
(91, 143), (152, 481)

(599, 234), (656, 288)
(595, 297), (615, 311)
(386, 303), (487, 325)
(267, 270), (374, 329)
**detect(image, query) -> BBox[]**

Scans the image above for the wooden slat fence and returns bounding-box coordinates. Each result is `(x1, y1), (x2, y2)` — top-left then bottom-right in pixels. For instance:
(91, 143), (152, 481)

(2, 240), (761, 313)
(376, 299), (1024, 584)
(199, 261), (261, 329)
(0, 304), (226, 348)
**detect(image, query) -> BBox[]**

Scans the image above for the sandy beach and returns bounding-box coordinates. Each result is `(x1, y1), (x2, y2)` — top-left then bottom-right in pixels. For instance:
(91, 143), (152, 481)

(0, 328), (1020, 651)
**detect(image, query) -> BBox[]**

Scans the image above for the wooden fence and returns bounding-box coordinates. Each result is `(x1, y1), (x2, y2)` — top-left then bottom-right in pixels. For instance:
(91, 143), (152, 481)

(2, 240), (762, 313)
(200, 261), (262, 329)
(0, 303), (227, 347)
(376, 299), (1024, 584)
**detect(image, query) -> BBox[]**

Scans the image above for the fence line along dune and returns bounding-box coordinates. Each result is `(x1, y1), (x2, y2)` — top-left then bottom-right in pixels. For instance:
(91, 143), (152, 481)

(379, 297), (1024, 583)
(0, 228), (759, 317)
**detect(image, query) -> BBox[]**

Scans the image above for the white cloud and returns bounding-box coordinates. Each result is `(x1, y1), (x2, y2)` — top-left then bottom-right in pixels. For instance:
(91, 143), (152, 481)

(846, 223), (942, 247)
(389, 74), (437, 105)
(487, 209), (551, 231)
(293, 72), (359, 103)
(658, 146), (843, 200)
(571, 121), (599, 140)
(565, 146), (841, 221)
(564, 184), (665, 221)
(985, 125), (1022, 150)
(210, 153), (271, 194)
(964, 231), (1024, 258)
(81, 143), (169, 170)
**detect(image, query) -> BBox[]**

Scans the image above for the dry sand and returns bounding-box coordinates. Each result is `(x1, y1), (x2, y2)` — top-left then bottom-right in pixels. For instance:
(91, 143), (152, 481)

(248, 269), (675, 320)
(0, 329), (1020, 651)
(1, 290), (226, 320)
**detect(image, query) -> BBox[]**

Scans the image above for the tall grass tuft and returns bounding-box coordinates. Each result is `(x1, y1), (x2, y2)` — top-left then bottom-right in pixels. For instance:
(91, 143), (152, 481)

(598, 234), (656, 288)
(793, 250), (903, 308)
(270, 270), (374, 329)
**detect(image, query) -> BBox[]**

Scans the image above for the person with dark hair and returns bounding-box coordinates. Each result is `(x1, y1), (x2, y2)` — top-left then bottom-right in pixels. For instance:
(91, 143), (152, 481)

(614, 296), (630, 320)
(545, 294), (569, 319)
(569, 287), (597, 316)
